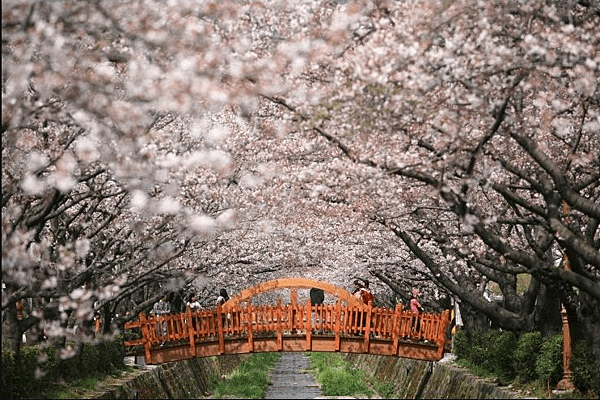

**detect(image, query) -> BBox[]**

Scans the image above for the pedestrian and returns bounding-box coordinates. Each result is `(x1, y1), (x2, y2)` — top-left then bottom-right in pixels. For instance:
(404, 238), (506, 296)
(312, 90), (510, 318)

(359, 280), (374, 306)
(216, 288), (230, 306)
(351, 280), (365, 335)
(410, 289), (423, 336)
(186, 294), (201, 331)
(187, 295), (202, 311)
(153, 294), (171, 345)
(216, 288), (231, 331)
(358, 280), (374, 339)
(310, 288), (325, 333)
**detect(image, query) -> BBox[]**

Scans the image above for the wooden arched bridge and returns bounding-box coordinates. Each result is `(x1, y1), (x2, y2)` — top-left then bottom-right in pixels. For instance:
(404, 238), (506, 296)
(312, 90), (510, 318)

(124, 278), (451, 365)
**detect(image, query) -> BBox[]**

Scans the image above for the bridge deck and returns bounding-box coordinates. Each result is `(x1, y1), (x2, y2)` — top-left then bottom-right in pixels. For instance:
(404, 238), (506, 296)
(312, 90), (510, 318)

(125, 301), (451, 364)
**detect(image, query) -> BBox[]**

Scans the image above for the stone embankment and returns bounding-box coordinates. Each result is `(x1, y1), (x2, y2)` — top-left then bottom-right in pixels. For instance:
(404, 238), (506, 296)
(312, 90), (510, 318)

(91, 353), (519, 399)
(344, 353), (519, 399)
(89, 354), (247, 399)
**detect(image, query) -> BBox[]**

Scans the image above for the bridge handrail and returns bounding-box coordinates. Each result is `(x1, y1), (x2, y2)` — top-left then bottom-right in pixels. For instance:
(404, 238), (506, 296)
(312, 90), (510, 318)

(124, 300), (451, 363)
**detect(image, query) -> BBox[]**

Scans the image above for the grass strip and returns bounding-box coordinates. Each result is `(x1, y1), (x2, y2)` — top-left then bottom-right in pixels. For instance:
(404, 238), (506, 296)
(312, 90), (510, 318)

(306, 352), (376, 398)
(208, 352), (280, 399)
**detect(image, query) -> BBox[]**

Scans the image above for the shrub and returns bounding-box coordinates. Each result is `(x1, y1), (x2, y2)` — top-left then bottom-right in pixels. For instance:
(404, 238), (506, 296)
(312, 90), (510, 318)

(452, 329), (469, 360)
(80, 342), (100, 377)
(58, 343), (84, 381)
(2, 337), (127, 398)
(535, 333), (563, 387)
(513, 331), (542, 382)
(470, 330), (503, 372)
(491, 330), (517, 381)
(1, 345), (20, 399)
(571, 340), (600, 396)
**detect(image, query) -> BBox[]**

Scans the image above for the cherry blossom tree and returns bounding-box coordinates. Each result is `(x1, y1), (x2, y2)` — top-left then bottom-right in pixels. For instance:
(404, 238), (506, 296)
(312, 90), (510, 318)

(2, 0), (599, 376)
(261, 0), (599, 366)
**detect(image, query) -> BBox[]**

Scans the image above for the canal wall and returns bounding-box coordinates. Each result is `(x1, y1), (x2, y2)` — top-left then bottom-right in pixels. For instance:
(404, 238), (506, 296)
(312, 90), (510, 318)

(93, 354), (248, 399)
(344, 353), (519, 399)
(95, 352), (518, 399)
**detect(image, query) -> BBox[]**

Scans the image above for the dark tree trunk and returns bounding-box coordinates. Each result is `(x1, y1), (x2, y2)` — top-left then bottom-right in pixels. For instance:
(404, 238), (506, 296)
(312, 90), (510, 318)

(460, 301), (491, 333)
(3, 303), (22, 358)
(534, 284), (563, 336)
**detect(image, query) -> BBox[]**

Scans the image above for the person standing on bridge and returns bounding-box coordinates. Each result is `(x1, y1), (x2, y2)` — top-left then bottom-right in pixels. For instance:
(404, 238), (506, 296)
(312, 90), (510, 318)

(216, 288), (231, 332)
(310, 288), (325, 333)
(153, 294), (171, 345)
(216, 288), (229, 306)
(186, 294), (202, 330)
(410, 289), (423, 336)
(187, 295), (202, 311)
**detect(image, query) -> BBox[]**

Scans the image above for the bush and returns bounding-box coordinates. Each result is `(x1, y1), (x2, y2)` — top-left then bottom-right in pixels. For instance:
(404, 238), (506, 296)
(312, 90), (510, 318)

(0, 343), (58, 398)
(535, 333), (563, 387)
(58, 342), (84, 381)
(513, 331), (542, 382)
(571, 340), (600, 396)
(2, 337), (127, 398)
(452, 329), (469, 359)
(1, 345), (21, 398)
(491, 330), (517, 381)
(80, 342), (100, 377)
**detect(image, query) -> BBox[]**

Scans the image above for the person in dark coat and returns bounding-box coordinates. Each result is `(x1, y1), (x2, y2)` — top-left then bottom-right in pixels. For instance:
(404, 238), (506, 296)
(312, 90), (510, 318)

(310, 288), (325, 333)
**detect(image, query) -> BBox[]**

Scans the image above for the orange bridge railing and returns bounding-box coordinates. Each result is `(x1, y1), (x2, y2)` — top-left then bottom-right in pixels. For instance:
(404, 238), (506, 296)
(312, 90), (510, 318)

(124, 300), (451, 364)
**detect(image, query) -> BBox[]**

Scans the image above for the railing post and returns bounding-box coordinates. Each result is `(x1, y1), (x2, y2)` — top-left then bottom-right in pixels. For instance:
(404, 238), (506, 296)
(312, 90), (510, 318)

(276, 299), (283, 351)
(217, 304), (225, 354)
(138, 313), (152, 364)
(246, 301), (254, 353)
(434, 310), (451, 359)
(363, 301), (373, 353)
(291, 289), (298, 334)
(392, 303), (402, 356)
(305, 299), (312, 351)
(334, 300), (341, 351)
(186, 307), (196, 358)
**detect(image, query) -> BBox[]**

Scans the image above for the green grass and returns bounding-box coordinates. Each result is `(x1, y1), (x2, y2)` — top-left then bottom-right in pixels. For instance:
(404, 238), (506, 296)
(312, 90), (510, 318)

(307, 352), (375, 398)
(209, 352), (281, 399)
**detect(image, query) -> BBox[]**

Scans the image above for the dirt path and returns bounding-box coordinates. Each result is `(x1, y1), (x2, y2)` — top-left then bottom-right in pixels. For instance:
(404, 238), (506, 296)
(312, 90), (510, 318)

(264, 352), (323, 399)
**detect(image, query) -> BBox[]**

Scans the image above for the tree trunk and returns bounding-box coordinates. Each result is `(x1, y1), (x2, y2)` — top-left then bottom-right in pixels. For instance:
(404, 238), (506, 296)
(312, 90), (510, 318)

(3, 303), (22, 358)
(534, 284), (562, 336)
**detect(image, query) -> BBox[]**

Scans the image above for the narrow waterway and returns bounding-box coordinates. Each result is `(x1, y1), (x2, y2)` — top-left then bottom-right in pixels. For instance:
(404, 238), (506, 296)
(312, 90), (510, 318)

(264, 352), (323, 399)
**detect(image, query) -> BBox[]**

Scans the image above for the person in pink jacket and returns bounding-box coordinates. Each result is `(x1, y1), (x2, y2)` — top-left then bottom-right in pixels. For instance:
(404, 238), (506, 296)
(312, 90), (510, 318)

(410, 289), (423, 334)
